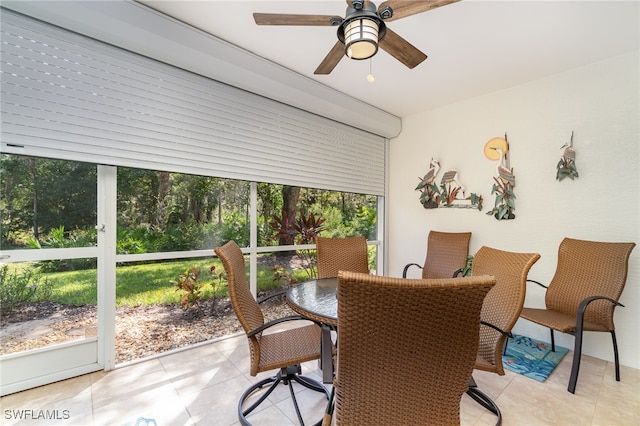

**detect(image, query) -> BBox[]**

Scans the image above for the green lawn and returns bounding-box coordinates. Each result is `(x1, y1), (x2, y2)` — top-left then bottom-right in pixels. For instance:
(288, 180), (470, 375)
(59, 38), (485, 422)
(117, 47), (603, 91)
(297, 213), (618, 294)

(43, 257), (309, 307)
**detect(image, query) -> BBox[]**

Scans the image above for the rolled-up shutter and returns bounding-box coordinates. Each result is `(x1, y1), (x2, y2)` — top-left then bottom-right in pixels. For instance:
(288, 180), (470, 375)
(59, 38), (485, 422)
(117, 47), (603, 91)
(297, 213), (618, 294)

(1, 9), (386, 195)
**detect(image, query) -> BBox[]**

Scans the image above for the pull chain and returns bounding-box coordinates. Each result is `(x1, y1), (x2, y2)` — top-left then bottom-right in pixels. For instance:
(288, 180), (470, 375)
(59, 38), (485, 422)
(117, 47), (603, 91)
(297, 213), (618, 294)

(367, 59), (375, 83)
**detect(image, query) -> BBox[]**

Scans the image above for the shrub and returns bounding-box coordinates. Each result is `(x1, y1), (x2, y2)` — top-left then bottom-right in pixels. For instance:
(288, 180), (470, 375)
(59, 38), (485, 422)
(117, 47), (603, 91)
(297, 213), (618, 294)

(172, 264), (226, 315)
(173, 266), (206, 312)
(219, 211), (249, 247)
(0, 264), (53, 315)
(32, 226), (97, 272)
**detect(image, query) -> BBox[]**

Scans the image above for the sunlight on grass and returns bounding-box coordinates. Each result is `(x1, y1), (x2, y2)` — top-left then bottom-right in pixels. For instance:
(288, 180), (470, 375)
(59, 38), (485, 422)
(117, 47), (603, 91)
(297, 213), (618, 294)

(115, 258), (219, 306)
(46, 269), (97, 306)
(37, 256), (288, 307)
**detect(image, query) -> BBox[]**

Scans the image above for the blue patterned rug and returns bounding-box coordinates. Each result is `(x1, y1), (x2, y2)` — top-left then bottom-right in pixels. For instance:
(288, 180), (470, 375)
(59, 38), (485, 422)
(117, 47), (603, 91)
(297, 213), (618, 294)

(502, 334), (569, 382)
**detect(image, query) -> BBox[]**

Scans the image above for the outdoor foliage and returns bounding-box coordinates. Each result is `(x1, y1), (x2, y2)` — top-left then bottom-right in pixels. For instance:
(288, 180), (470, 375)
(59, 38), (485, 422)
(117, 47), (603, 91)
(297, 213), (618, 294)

(1, 154), (378, 311)
(172, 264), (228, 314)
(34, 258), (282, 307)
(3, 155), (376, 253)
(27, 226), (97, 272)
(0, 264), (53, 315)
(0, 156), (96, 245)
(271, 264), (299, 287)
(270, 208), (326, 279)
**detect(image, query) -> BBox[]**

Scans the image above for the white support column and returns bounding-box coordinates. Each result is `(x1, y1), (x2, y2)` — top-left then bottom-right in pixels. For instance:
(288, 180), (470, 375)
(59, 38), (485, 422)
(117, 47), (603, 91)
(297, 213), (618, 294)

(97, 165), (117, 370)
(379, 138), (390, 276)
(249, 181), (258, 296)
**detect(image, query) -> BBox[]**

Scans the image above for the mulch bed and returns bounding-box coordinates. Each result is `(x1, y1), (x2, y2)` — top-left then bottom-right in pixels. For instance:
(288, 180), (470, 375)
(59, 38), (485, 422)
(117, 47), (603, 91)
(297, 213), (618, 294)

(0, 253), (307, 364)
(0, 290), (294, 364)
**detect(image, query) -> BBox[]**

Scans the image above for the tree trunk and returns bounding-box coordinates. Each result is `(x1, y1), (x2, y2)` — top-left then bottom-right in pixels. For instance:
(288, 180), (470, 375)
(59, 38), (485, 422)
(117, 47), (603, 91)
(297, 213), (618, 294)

(277, 185), (300, 258)
(27, 158), (39, 241)
(156, 171), (171, 227)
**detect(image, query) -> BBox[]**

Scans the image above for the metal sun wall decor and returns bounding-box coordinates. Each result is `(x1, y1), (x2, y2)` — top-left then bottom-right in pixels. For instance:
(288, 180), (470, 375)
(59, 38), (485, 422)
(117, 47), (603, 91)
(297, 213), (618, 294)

(556, 131), (579, 181)
(415, 158), (483, 210)
(484, 133), (516, 220)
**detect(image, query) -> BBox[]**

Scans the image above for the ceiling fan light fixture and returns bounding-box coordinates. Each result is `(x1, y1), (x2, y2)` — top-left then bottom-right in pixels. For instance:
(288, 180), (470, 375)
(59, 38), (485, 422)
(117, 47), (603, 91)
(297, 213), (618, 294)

(343, 17), (379, 60)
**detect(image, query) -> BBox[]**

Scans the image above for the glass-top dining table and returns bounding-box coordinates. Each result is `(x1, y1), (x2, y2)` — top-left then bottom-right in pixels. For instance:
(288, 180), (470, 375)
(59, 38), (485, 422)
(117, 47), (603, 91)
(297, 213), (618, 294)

(286, 277), (338, 384)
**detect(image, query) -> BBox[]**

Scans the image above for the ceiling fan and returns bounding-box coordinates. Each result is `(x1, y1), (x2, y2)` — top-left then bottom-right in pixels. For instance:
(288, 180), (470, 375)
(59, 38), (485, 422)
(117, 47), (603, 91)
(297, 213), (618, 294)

(253, 0), (460, 75)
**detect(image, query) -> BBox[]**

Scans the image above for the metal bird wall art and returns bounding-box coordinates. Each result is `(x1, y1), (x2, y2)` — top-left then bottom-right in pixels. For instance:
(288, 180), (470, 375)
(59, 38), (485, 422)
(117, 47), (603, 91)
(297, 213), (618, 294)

(484, 133), (516, 220)
(440, 169), (466, 204)
(557, 131), (579, 181)
(415, 157), (482, 210)
(415, 158), (441, 208)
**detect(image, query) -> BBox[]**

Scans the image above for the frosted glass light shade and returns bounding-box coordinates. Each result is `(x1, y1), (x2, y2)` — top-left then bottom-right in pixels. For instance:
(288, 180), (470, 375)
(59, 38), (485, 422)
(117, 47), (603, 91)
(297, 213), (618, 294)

(344, 18), (379, 60)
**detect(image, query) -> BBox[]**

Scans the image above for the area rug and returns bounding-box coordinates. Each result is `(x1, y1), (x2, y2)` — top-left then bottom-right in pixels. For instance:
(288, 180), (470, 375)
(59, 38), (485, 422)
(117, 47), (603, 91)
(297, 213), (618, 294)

(502, 334), (569, 382)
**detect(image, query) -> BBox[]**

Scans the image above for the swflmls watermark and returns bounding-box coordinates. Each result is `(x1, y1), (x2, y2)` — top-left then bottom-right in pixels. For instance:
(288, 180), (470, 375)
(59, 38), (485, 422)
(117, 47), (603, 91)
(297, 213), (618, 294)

(4, 409), (71, 421)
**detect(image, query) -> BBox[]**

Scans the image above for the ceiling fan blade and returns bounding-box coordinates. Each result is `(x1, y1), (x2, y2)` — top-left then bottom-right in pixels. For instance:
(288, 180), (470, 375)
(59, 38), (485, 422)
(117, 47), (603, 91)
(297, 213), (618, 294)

(379, 28), (427, 69)
(378, 0), (460, 22)
(315, 41), (345, 75)
(253, 13), (342, 26)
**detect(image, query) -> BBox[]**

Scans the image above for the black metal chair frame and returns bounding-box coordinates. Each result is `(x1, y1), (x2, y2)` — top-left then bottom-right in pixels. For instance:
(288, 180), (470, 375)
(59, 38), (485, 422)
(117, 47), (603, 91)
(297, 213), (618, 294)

(237, 313), (330, 426)
(467, 376), (502, 426)
(525, 279), (624, 394)
(466, 319), (511, 426)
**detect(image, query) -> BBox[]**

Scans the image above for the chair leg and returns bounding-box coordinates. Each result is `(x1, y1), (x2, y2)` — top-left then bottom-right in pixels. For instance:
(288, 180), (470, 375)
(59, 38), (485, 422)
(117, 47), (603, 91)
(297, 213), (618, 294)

(239, 376), (282, 425)
(238, 366), (329, 426)
(320, 325), (334, 384)
(321, 386), (336, 426)
(611, 330), (621, 382)
(287, 378), (305, 426)
(293, 374), (330, 395)
(550, 329), (555, 352)
(568, 326), (584, 394)
(466, 378), (502, 426)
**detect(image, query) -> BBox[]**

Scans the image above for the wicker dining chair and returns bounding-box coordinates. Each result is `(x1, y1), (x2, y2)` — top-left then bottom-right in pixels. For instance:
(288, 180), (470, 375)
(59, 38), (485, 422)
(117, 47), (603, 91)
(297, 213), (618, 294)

(466, 246), (540, 424)
(402, 230), (471, 278)
(325, 271), (496, 426)
(520, 237), (635, 393)
(214, 241), (329, 426)
(316, 236), (369, 279)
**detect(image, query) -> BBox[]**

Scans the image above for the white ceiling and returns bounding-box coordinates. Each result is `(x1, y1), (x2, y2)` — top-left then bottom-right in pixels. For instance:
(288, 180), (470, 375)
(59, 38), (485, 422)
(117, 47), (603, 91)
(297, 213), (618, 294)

(136, 0), (640, 118)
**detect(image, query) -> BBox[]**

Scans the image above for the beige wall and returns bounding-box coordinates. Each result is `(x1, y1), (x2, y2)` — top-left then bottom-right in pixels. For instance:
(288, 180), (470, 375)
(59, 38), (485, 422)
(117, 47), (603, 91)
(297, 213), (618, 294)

(388, 51), (640, 369)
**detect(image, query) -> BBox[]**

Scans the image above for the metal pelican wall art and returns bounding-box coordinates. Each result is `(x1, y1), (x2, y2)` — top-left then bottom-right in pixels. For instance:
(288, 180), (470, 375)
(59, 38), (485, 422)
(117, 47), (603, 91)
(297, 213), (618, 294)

(484, 134), (516, 220)
(557, 131), (579, 181)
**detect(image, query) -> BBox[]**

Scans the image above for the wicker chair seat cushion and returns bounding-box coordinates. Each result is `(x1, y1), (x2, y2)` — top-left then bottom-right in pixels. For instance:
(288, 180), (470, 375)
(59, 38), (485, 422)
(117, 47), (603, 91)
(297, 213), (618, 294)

(521, 307), (609, 333)
(256, 324), (323, 373)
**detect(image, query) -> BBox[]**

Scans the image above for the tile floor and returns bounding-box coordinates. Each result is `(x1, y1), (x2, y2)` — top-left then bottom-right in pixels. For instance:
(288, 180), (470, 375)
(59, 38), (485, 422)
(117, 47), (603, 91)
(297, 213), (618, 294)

(1, 331), (638, 426)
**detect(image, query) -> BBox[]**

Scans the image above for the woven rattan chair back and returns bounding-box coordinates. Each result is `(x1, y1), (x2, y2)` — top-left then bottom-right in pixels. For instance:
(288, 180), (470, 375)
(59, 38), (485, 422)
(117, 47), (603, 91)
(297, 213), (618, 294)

(544, 238), (635, 329)
(472, 246), (540, 375)
(214, 241), (266, 375)
(216, 241), (324, 375)
(519, 238), (635, 393)
(215, 241), (329, 424)
(423, 231), (472, 279)
(316, 236), (369, 279)
(333, 271), (496, 425)
(402, 231), (471, 278)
